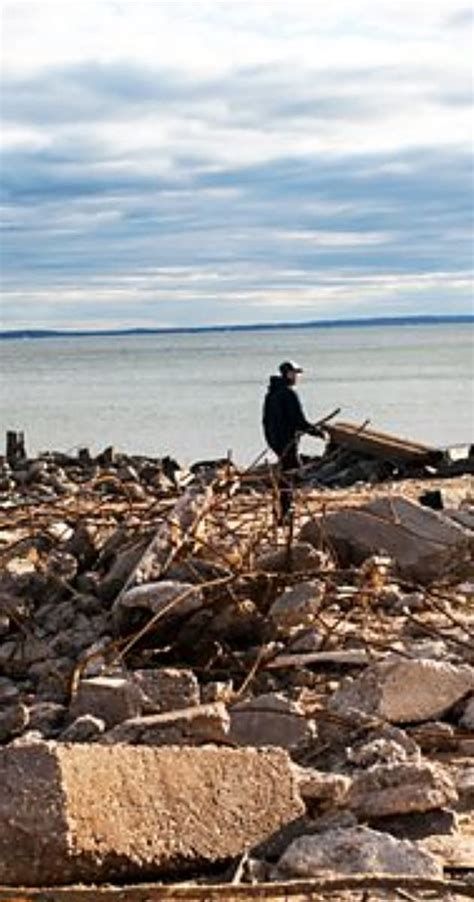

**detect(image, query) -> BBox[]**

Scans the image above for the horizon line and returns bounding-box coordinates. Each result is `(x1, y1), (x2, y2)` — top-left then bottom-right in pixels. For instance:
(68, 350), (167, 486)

(1, 313), (473, 339)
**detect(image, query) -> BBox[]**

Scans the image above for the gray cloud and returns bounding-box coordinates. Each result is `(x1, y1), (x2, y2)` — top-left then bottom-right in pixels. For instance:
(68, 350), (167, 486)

(1, 35), (472, 328)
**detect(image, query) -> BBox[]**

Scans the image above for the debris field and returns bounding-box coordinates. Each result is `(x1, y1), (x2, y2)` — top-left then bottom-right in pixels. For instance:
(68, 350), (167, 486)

(0, 426), (473, 901)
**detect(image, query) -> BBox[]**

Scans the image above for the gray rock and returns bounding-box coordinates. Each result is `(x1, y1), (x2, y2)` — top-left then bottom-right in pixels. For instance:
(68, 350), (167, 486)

(61, 715), (106, 742)
(294, 767), (351, 809)
(30, 656), (75, 703)
(302, 495), (473, 584)
(369, 808), (458, 840)
(69, 676), (142, 728)
(269, 581), (325, 630)
(28, 702), (66, 736)
(329, 656), (474, 724)
(348, 761), (457, 817)
(229, 693), (315, 750)
(347, 738), (410, 768)
(275, 826), (442, 878)
(113, 580), (203, 628)
(132, 668), (200, 713)
(102, 702), (230, 745)
(0, 703), (29, 743)
(288, 628), (323, 653)
(38, 600), (76, 634)
(255, 543), (325, 574)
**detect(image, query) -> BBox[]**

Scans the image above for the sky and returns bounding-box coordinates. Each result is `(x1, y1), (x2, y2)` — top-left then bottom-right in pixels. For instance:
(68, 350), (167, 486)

(1, 0), (473, 330)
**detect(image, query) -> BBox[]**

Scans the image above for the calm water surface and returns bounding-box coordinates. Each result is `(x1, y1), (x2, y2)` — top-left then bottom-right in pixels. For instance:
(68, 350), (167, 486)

(1, 325), (473, 465)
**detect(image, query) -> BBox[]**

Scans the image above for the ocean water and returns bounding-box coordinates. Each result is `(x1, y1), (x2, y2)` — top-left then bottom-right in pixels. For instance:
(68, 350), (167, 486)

(0, 324), (473, 465)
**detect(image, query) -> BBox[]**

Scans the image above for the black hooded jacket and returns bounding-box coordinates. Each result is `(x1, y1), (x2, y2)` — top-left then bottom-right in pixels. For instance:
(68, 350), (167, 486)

(262, 375), (316, 456)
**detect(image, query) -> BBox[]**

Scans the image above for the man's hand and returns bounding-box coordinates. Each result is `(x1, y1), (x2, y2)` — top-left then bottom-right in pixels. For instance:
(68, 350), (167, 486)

(308, 424), (327, 439)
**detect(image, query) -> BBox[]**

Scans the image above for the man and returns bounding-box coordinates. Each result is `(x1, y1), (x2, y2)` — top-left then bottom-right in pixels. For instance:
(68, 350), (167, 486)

(262, 360), (323, 522)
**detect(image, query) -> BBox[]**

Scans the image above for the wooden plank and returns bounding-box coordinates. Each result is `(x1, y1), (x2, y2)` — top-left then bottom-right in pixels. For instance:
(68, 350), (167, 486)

(266, 650), (370, 669)
(325, 422), (439, 464)
(0, 874), (472, 901)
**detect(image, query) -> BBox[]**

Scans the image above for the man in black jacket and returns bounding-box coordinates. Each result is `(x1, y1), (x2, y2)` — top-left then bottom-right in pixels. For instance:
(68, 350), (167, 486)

(262, 361), (322, 522)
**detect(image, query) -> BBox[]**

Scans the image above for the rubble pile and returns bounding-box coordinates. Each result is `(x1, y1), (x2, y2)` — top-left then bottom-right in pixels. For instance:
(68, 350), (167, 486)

(0, 435), (473, 899)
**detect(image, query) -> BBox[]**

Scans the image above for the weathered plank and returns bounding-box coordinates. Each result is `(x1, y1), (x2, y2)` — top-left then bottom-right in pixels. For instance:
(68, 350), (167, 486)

(326, 421), (439, 464)
(0, 874), (472, 901)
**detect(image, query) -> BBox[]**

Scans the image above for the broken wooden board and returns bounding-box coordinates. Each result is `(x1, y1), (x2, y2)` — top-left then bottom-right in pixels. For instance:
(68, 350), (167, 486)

(325, 422), (440, 465)
(0, 874), (472, 901)
(266, 650), (371, 669)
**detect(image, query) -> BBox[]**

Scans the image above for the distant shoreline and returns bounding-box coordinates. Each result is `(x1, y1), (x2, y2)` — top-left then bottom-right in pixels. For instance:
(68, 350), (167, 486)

(1, 314), (473, 340)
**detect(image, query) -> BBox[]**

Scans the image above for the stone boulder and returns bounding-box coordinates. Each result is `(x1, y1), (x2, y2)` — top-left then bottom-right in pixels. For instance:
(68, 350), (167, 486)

(275, 826), (442, 878)
(0, 743), (304, 885)
(269, 581), (325, 631)
(112, 580), (203, 630)
(60, 715), (106, 742)
(348, 761), (457, 817)
(102, 702), (230, 745)
(301, 495), (473, 584)
(69, 675), (142, 728)
(229, 693), (315, 750)
(132, 667), (200, 713)
(329, 657), (474, 724)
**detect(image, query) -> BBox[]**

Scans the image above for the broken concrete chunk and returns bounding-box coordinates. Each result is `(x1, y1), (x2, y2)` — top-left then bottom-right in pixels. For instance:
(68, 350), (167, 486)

(229, 692), (315, 750)
(347, 738), (411, 768)
(0, 703), (29, 743)
(269, 581), (325, 630)
(132, 668), (200, 713)
(302, 495), (473, 584)
(329, 657), (474, 724)
(255, 543), (324, 573)
(294, 767), (351, 808)
(98, 537), (149, 601)
(369, 808), (458, 841)
(275, 826), (442, 878)
(348, 761), (457, 817)
(69, 676), (142, 728)
(0, 743), (304, 885)
(27, 702), (66, 736)
(112, 580), (203, 630)
(102, 701), (230, 745)
(60, 715), (106, 742)
(288, 628), (323, 653)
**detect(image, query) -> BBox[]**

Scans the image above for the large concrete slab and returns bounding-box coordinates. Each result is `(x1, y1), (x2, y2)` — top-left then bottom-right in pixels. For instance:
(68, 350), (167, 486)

(329, 657), (474, 724)
(0, 743), (304, 886)
(300, 495), (473, 584)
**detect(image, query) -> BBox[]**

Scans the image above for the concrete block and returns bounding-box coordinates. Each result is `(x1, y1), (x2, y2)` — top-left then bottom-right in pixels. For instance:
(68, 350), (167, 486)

(69, 676), (142, 728)
(329, 656), (474, 724)
(102, 702), (230, 745)
(0, 743), (304, 885)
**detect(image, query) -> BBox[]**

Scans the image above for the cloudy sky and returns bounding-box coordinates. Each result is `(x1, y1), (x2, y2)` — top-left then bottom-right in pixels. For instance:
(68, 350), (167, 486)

(1, 1), (473, 330)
